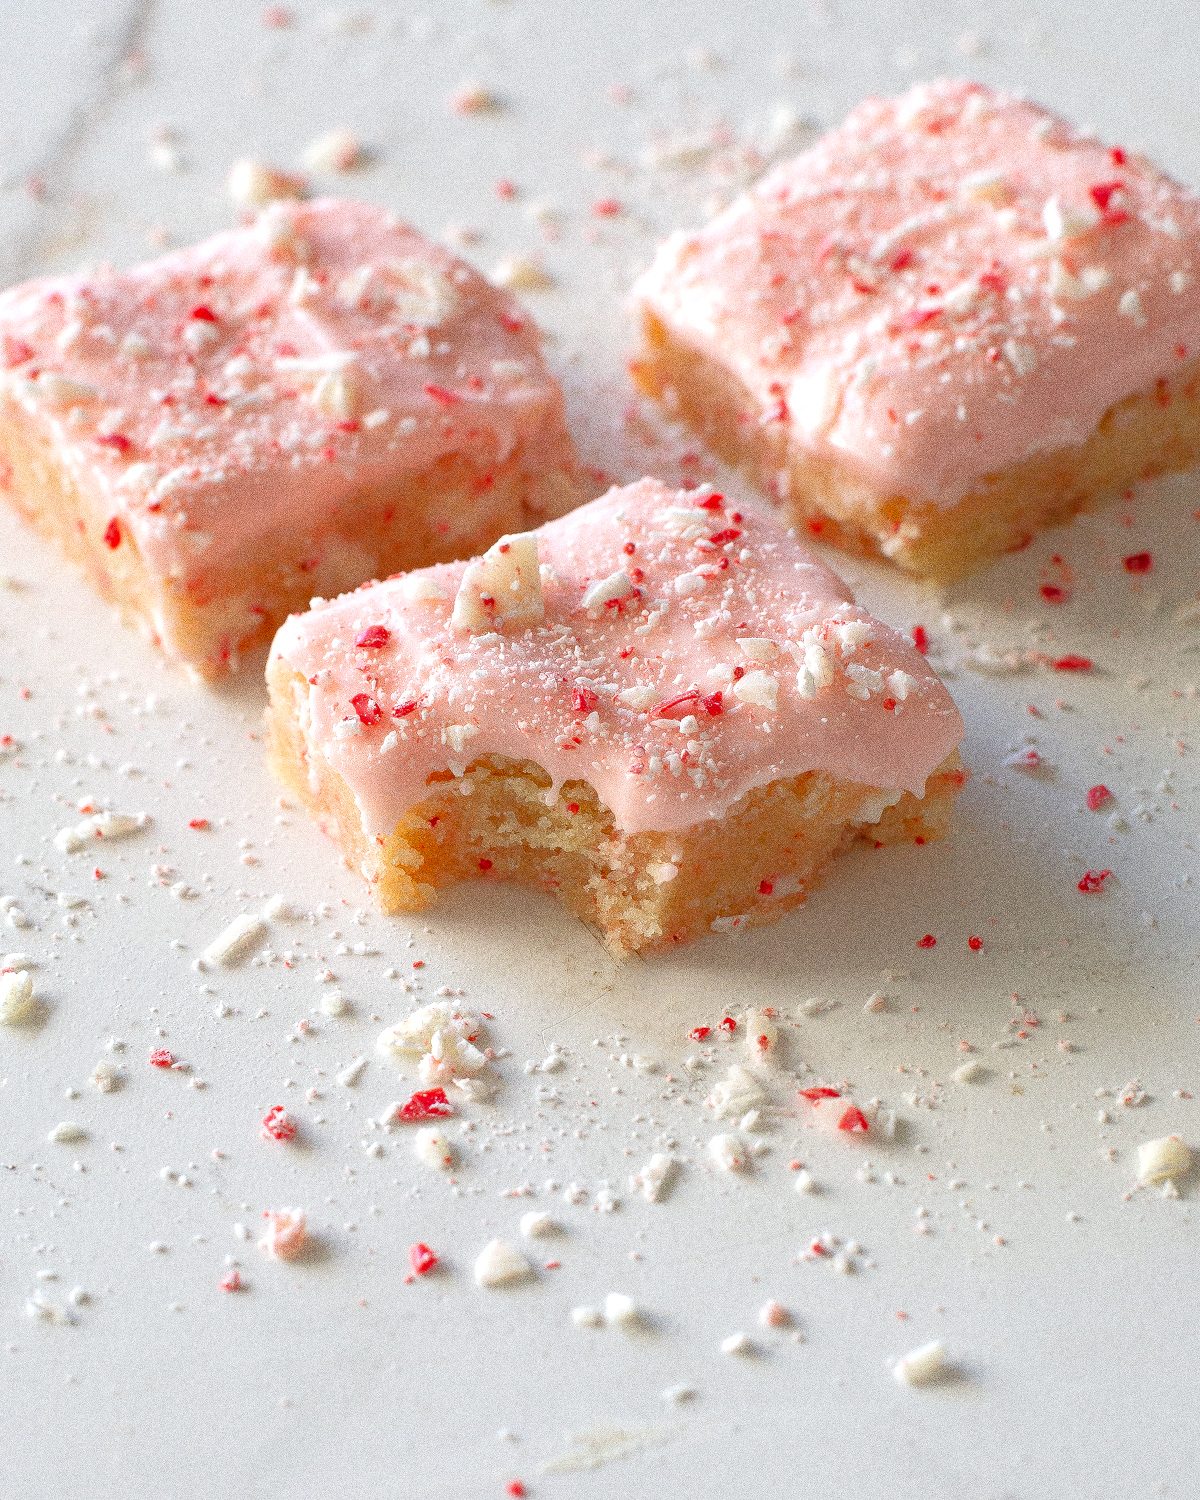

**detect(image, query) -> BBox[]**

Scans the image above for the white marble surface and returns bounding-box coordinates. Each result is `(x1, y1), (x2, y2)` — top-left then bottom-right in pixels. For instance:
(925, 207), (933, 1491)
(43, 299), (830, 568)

(1, 4), (1198, 1497)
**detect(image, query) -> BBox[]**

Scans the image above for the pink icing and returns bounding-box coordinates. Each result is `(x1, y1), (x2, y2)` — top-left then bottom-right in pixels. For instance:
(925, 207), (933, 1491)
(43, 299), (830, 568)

(632, 80), (1200, 508)
(270, 477), (963, 837)
(0, 197), (571, 632)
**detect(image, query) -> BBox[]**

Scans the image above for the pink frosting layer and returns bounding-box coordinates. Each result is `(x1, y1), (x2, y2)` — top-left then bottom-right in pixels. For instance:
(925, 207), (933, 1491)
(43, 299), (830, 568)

(633, 80), (1200, 508)
(271, 477), (963, 837)
(0, 198), (571, 604)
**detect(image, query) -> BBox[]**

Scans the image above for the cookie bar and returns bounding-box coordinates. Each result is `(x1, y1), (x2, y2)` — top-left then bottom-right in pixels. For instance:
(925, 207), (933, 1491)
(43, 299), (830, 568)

(267, 477), (965, 955)
(0, 198), (578, 675)
(631, 80), (1200, 580)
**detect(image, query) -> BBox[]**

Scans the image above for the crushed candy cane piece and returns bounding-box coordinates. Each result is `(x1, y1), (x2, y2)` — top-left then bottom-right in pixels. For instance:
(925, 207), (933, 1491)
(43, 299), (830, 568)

(260, 1105), (296, 1142)
(399, 1087), (455, 1120)
(409, 1242), (438, 1276)
(259, 1208), (307, 1260)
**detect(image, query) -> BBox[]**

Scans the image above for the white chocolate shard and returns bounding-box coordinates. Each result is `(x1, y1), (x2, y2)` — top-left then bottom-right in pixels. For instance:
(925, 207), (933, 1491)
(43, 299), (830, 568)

(452, 532), (544, 632)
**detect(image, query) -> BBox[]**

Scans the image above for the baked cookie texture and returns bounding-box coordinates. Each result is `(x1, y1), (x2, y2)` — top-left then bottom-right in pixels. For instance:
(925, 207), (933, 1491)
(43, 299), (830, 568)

(630, 79), (1200, 580)
(0, 198), (579, 676)
(267, 477), (965, 955)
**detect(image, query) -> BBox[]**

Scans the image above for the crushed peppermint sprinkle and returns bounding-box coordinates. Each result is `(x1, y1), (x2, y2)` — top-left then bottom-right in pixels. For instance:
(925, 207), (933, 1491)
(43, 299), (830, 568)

(260, 1105), (296, 1142)
(1078, 868), (1114, 893)
(409, 1242), (438, 1276)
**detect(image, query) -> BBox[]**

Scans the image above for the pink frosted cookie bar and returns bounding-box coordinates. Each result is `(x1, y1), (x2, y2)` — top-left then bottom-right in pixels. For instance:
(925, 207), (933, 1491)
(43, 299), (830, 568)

(631, 80), (1200, 580)
(0, 198), (578, 675)
(266, 476), (965, 955)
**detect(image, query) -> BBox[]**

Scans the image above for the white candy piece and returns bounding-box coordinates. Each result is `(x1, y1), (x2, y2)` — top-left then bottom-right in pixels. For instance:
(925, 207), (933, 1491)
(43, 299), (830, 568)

(227, 158), (305, 209)
(952, 1059), (986, 1085)
(413, 1127), (455, 1170)
(1136, 1136), (1192, 1185)
(90, 1059), (122, 1093)
(571, 1305), (604, 1328)
(633, 1152), (677, 1203)
(452, 533), (544, 633)
(708, 1133), (746, 1172)
(893, 1339), (946, 1386)
(48, 1121), (86, 1144)
(474, 1238), (532, 1288)
(519, 1211), (557, 1239)
(203, 913), (266, 967)
(302, 127), (364, 173)
(0, 969), (34, 1023)
(742, 1009), (778, 1065)
(604, 1292), (643, 1330)
(721, 1331), (754, 1356)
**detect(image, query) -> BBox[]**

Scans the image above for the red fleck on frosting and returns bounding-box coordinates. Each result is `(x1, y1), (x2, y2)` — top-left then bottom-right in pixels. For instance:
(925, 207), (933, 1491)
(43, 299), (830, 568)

(1078, 868), (1113, 892)
(1086, 784), (1113, 811)
(149, 1048), (175, 1068)
(916, 932), (937, 948)
(1123, 551), (1153, 573)
(272, 479), (963, 837)
(968, 935), (983, 951)
(1054, 654), (1092, 672)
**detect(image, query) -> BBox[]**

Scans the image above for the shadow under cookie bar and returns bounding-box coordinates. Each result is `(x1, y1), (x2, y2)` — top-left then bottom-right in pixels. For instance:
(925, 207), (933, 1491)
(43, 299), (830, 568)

(267, 653), (965, 957)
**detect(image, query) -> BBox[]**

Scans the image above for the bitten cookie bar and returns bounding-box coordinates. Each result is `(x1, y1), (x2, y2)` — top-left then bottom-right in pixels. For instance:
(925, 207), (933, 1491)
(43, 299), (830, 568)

(267, 477), (965, 955)
(631, 80), (1200, 580)
(0, 198), (578, 675)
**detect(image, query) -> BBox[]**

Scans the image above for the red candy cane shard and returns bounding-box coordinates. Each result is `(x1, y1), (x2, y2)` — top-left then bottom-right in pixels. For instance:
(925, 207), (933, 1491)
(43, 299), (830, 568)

(409, 1243), (438, 1276)
(400, 1087), (455, 1120)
